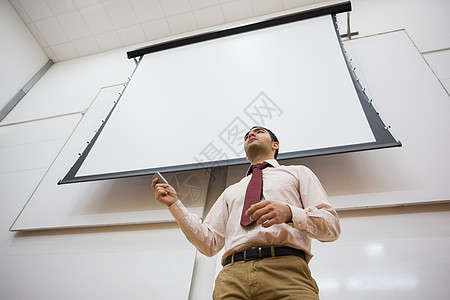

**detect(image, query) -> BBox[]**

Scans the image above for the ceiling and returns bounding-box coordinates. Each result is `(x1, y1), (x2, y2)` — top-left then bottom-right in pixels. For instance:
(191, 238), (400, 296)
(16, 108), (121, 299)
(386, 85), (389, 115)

(9, 0), (340, 62)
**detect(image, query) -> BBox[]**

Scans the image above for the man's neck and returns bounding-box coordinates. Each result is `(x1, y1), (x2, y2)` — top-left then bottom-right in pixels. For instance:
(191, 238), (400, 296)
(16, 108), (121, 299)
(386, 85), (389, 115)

(250, 155), (274, 165)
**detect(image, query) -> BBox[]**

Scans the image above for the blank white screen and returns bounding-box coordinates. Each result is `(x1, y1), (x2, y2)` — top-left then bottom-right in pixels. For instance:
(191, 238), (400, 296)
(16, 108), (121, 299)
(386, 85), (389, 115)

(75, 15), (375, 178)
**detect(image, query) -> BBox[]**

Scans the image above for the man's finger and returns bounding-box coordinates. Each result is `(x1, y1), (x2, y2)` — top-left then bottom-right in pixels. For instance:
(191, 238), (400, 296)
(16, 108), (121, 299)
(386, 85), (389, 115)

(255, 210), (274, 224)
(261, 218), (277, 228)
(151, 178), (158, 189)
(248, 205), (273, 222)
(156, 187), (168, 196)
(245, 201), (267, 216)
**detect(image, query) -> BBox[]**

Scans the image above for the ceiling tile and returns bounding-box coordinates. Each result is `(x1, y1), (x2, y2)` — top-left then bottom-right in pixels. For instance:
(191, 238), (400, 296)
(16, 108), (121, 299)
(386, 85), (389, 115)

(17, 0), (53, 21)
(117, 25), (147, 46)
(46, 0), (77, 15)
(130, 0), (164, 22)
(221, 0), (254, 23)
(251, 0), (283, 16)
(9, 0), (31, 23)
(51, 42), (79, 61)
(282, 0), (314, 10)
(193, 6), (224, 28)
(72, 36), (101, 57)
(160, 0), (192, 16)
(141, 18), (172, 40)
(103, 0), (139, 28)
(80, 4), (115, 34)
(166, 12), (198, 34)
(189, 0), (220, 10)
(73, 0), (100, 9)
(57, 11), (91, 40)
(26, 23), (49, 47)
(94, 31), (123, 51)
(9, 0), (344, 62)
(34, 17), (69, 46)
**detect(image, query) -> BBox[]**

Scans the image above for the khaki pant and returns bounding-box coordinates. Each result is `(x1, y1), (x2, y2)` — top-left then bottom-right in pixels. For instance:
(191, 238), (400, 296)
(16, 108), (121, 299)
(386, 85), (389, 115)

(213, 255), (319, 300)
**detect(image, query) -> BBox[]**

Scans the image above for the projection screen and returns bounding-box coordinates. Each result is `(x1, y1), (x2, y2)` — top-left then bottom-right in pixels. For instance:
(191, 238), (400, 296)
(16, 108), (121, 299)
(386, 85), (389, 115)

(59, 2), (400, 184)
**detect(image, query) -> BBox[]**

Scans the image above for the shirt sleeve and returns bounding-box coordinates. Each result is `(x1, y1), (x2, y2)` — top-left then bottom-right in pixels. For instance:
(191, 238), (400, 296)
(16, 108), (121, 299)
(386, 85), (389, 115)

(288, 166), (341, 242)
(168, 192), (228, 257)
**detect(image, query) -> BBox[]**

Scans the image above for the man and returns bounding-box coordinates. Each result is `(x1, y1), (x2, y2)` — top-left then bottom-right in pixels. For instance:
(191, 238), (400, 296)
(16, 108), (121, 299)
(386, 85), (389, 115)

(152, 126), (340, 299)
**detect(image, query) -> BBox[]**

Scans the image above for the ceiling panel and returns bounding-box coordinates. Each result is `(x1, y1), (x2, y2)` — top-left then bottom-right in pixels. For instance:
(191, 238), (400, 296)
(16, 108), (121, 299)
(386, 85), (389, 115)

(221, 0), (253, 22)
(117, 24), (147, 45)
(251, 0), (283, 16)
(45, 0), (77, 14)
(160, 0), (192, 16)
(131, 0), (165, 21)
(33, 17), (68, 45)
(79, 4), (115, 35)
(72, 36), (101, 56)
(57, 11), (91, 40)
(104, 0), (139, 28)
(141, 18), (171, 40)
(193, 5), (224, 28)
(9, 0), (344, 62)
(17, 0), (53, 21)
(166, 11), (197, 34)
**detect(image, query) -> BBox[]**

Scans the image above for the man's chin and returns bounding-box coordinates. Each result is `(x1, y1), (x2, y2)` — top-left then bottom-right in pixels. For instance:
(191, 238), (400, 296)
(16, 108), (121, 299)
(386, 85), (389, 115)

(245, 145), (263, 158)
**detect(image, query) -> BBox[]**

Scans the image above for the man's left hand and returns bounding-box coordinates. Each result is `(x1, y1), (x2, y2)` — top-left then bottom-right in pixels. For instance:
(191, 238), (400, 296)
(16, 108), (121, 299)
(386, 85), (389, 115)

(245, 200), (293, 228)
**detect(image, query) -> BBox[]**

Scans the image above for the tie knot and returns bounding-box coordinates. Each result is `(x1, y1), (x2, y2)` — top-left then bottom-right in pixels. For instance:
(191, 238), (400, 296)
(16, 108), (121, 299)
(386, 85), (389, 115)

(251, 162), (269, 173)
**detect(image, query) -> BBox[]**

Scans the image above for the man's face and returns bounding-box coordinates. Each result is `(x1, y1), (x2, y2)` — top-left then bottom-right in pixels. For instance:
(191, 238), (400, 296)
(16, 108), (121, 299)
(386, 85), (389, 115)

(244, 127), (278, 158)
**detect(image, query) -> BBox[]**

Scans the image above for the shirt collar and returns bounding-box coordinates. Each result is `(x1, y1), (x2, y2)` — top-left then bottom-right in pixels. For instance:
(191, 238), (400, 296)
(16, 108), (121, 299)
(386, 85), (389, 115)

(246, 159), (279, 175)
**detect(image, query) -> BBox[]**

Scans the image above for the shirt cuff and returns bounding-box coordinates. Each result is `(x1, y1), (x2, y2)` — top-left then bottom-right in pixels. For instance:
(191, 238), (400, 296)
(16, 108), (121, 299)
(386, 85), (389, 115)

(288, 204), (308, 230)
(168, 200), (189, 221)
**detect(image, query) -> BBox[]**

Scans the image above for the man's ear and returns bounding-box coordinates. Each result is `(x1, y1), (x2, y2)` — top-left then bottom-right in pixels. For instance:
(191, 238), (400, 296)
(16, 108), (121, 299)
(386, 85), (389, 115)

(272, 142), (279, 151)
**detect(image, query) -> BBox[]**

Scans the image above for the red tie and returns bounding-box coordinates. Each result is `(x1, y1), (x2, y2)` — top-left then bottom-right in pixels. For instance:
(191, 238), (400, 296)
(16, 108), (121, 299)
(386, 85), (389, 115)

(240, 162), (270, 226)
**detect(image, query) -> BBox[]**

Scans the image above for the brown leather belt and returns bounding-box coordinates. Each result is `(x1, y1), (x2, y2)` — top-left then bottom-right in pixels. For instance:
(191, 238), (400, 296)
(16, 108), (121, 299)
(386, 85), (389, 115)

(223, 246), (306, 266)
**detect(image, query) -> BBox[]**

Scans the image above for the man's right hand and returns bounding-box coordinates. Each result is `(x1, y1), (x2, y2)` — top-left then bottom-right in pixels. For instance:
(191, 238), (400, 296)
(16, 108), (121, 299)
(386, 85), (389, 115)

(152, 178), (178, 207)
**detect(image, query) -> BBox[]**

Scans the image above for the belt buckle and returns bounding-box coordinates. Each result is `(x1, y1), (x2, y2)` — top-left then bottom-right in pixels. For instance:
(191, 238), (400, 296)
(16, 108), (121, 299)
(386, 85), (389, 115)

(244, 247), (262, 261)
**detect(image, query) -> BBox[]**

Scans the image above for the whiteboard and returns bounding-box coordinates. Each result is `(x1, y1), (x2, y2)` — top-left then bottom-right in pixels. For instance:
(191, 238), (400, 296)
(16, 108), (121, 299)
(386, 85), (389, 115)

(60, 13), (399, 184)
(10, 85), (210, 231)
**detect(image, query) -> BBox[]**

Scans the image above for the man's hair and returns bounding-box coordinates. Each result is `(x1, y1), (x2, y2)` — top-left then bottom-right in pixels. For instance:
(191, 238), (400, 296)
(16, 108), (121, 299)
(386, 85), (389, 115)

(246, 126), (279, 159)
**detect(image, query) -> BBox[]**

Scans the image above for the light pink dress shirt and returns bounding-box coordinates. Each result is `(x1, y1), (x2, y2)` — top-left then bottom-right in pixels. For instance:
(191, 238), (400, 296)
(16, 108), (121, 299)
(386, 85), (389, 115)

(169, 159), (340, 264)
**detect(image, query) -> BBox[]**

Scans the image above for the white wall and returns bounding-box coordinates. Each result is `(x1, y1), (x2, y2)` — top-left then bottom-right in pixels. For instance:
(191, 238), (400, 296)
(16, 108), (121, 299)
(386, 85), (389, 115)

(1, 1), (449, 300)
(0, 2), (196, 299)
(336, 0), (450, 94)
(0, 0), (48, 111)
